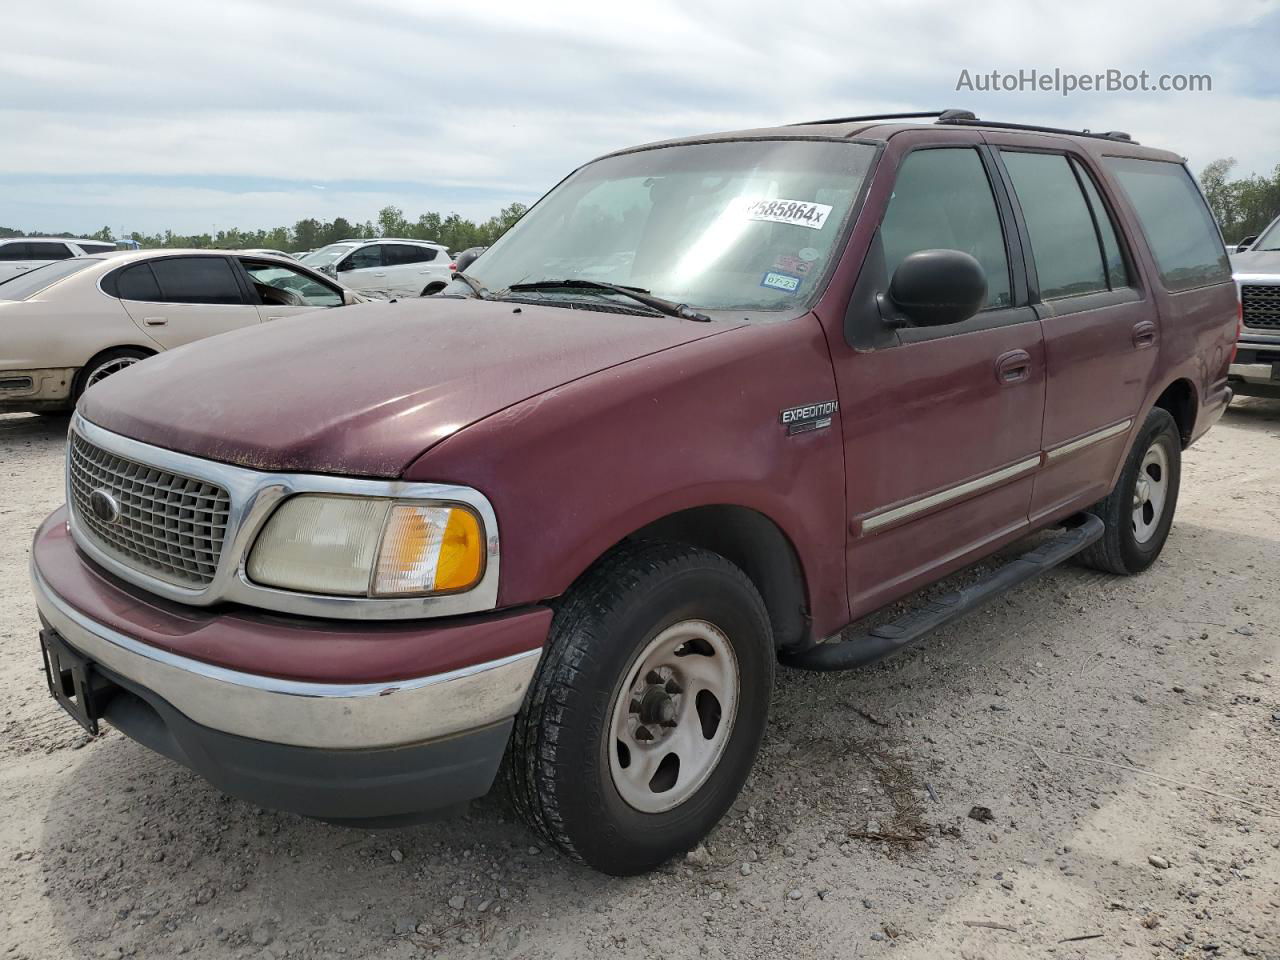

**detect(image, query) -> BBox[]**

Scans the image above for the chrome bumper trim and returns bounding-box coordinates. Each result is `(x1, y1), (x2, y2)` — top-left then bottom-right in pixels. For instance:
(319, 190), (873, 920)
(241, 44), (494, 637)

(1228, 362), (1275, 382)
(31, 562), (540, 750)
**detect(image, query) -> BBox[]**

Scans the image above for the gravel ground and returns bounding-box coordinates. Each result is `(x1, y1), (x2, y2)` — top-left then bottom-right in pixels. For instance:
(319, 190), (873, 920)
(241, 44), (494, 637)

(1, 401), (1277, 960)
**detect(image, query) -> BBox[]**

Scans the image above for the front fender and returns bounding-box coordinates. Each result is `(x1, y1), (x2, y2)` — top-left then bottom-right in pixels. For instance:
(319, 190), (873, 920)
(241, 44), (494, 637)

(405, 315), (851, 638)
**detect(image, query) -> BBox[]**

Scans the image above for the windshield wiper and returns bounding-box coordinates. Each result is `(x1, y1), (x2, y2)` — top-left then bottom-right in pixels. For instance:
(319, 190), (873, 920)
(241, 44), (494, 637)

(453, 271), (490, 299)
(505, 279), (710, 322)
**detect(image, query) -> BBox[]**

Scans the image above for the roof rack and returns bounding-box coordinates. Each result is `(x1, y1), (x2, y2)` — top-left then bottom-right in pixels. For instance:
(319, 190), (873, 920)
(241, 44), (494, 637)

(936, 115), (1135, 143)
(789, 108), (976, 127)
(790, 109), (1136, 144)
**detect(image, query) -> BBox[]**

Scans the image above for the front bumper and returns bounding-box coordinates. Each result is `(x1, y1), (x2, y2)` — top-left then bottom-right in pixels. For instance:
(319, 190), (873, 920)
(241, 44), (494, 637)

(1229, 335), (1280, 398)
(31, 508), (549, 821)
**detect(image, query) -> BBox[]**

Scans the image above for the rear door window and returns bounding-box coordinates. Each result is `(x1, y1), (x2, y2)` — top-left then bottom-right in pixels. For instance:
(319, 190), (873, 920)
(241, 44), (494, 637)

(112, 263), (163, 301)
(1001, 151), (1107, 300)
(76, 242), (117, 255)
(148, 257), (245, 304)
(880, 148), (1012, 309)
(1103, 157), (1231, 292)
(1071, 159), (1131, 289)
(0, 242), (32, 260)
(383, 244), (436, 265)
(26, 241), (74, 260)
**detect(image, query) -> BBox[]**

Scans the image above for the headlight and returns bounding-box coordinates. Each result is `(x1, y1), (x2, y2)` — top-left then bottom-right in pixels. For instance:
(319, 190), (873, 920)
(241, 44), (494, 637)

(246, 495), (485, 597)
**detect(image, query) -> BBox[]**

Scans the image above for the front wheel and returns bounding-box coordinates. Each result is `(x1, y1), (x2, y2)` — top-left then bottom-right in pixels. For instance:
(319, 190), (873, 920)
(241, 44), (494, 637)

(506, 541), (773, 875)
(1078, 407), (1182, 575)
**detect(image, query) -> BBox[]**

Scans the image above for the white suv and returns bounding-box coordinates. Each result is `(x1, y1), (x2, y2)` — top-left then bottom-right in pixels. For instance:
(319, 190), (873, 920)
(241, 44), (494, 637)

(0, 237), (119, 282)
(300, 238), (452, 298)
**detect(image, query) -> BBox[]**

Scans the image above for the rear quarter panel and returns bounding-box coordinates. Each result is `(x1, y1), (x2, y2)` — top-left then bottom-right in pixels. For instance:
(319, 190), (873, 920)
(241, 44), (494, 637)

(1084, 145), (1238, 449)
(0, 284), (156, 369)
(404, 315), (851, 638)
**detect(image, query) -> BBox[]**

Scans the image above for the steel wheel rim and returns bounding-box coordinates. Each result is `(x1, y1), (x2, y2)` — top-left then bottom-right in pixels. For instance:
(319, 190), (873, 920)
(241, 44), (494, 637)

(607, 619), (740, 814)
(1131, 441), (1169, 544)
(85, 356), (140, 390)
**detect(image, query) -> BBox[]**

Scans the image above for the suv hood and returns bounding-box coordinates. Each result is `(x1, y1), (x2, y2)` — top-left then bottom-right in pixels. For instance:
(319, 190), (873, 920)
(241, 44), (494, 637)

(80, 298), (740, 477)
(1231, 249), (1280, 276)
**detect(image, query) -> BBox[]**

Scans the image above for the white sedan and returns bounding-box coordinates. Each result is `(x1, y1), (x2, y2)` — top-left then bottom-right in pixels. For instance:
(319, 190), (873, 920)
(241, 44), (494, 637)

(0, 249), (365, 414)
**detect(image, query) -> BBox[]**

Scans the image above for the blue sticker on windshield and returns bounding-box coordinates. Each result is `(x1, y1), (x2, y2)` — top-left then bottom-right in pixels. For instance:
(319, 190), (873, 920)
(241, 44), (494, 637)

(761, 271), (803, 293)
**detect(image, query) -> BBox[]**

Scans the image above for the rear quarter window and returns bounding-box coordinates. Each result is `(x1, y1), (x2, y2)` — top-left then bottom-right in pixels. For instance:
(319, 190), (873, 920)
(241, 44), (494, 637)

(1103, 157), (1231, 292)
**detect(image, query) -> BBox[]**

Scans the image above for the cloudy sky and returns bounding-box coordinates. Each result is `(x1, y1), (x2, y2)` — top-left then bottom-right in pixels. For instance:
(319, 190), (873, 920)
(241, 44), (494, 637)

(5, 0), (1279, 236)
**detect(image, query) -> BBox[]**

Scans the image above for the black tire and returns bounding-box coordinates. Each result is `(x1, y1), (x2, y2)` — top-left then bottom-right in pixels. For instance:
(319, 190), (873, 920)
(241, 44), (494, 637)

(506, 541), (773, 875)
(1078, 407), (1182, 575)
(73, 348), (152, 404)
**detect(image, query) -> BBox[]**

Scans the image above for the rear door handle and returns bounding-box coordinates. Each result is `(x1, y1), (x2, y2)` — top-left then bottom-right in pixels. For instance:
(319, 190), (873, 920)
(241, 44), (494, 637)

(1132, 320), (1156, 349)
(143, 317), (168, 326)
(995, 349), (1032, 385)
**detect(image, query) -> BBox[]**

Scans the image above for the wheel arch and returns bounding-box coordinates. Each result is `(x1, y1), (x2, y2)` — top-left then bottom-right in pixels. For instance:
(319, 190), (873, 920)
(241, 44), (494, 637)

(73, 345), (158, 398)
(577, 504), (812, 652)
(1151, 377), (1197, 447)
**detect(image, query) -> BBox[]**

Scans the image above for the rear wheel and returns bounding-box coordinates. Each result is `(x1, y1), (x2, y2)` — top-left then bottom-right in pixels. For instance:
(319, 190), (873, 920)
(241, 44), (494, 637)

(73, 348), (151, 403)
(506, 541), (773, 875)
(1078, 407), (1182, 575)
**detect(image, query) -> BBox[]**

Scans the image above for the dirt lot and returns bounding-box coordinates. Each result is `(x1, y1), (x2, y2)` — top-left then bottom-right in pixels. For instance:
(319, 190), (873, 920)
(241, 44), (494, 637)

(1, 402), (1277, 960)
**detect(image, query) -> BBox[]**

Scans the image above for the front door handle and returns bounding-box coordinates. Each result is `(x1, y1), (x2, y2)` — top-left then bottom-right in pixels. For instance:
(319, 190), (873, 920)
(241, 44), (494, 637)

(1132, 320), (1156, 349)
(143, 317), (168, 326)
(995, 349), (1032, 385)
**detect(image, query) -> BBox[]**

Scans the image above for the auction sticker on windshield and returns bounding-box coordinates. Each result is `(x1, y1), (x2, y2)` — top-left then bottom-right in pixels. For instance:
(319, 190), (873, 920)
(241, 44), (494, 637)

(743, 199), (833, 230)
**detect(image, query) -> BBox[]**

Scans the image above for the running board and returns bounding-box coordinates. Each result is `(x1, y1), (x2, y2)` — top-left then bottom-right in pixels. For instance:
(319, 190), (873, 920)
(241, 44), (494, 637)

(780, 514), (1104, 672)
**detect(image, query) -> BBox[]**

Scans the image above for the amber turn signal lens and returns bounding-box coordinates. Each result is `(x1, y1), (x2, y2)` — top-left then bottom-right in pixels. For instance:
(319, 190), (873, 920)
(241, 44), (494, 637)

(372, 504), (484, 595)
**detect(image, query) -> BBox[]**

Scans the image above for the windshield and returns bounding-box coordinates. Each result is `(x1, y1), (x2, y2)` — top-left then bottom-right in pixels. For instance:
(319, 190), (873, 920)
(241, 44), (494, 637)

(452, 139), (878, 312)
(0, 258), (100, 300)
(1255, 217), (1280, 252)
(300, 242), (359, 267)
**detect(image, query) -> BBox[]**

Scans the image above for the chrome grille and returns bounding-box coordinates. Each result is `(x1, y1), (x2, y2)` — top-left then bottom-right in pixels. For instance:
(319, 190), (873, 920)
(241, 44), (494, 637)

(69, 432), (231, 586)
(1242, 284), (1280, 330)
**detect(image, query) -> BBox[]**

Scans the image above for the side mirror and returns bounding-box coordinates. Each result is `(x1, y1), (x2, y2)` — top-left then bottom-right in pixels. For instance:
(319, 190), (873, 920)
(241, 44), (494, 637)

(1236, 236), (1257, 253)
(886, 249), (987, 327)
(342, 289), (360, 306)
(453, 247), (484, 274)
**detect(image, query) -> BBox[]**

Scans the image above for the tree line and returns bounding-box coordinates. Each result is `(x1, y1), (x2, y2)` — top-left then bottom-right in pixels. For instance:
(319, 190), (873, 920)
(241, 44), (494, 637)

(1199, 159), (1280, 243)
(0, 202), (528, 254)
(4, 159), (1278, 252)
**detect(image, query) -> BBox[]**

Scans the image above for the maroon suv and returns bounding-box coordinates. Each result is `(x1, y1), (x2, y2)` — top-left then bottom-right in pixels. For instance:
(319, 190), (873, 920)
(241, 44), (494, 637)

(32, 110), (1237, 875)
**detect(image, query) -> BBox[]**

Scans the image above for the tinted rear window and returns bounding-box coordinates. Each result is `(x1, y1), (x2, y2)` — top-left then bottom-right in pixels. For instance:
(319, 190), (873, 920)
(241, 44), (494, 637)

(26, 241), (73, 260)
(1103, 157), (1231, 292)
(1002, 151), (1108, 300)
(112, 262), (163, 301)
(383, 244), (436, 265)
(0, 258), (99, 300)
(149, 257), (244, 304)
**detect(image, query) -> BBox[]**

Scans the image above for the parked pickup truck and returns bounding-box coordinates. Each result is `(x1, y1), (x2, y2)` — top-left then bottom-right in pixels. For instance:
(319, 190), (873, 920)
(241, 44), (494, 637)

(1228, 213), (1280, 398)
(31, 109), (1237, 876)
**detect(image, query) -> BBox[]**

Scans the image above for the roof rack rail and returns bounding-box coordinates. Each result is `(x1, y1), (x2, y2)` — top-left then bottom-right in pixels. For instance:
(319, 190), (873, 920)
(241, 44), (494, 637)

(935, 115), (1136, 143)
(791, 110), (1136, 144)
(788, 108), (976, 127)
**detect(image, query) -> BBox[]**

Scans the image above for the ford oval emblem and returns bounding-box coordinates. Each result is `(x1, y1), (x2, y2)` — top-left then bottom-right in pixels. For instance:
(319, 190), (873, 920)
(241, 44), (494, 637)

(89, 489), (122, 524)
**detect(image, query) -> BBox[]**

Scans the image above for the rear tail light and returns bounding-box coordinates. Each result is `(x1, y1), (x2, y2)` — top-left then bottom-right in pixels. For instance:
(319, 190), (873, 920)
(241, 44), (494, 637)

(449, 262), (457, 272)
